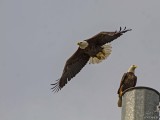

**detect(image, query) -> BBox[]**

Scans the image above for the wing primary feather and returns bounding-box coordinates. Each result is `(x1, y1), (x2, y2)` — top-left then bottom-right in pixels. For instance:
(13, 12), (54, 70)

(51, 85), (58, 92)
(118, 27), (132, 34)
(119, 27), (122, 32)
(86, 27), (132, 46)
(51, 79), (60, 92)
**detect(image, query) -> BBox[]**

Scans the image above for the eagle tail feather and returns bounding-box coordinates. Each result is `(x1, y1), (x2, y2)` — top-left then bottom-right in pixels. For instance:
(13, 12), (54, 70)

(89, 44), (112, 64)
(118, 96), (122, 107)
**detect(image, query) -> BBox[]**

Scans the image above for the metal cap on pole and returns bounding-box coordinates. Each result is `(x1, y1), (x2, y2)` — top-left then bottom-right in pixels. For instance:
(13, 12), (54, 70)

(121, 86), (160, 120)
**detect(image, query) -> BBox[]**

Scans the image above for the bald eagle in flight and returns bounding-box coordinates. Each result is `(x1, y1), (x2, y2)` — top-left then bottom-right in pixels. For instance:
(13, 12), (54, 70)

(51, 27), (131, 92)
(117, 65), (137, 107)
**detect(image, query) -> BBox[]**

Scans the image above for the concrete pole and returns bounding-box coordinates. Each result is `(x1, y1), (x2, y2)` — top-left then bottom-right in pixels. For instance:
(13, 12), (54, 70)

(121, 86), (160, 120)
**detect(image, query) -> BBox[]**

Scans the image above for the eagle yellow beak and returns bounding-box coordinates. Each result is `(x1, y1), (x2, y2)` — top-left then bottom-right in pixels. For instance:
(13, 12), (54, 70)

(133, 65), (138, 68)
(77, 42), (80, 45)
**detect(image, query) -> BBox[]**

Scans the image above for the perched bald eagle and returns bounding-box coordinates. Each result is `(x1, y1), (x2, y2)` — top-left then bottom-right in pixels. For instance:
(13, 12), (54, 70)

(117, 65), (137, 107)
(51, 27), (131, 92)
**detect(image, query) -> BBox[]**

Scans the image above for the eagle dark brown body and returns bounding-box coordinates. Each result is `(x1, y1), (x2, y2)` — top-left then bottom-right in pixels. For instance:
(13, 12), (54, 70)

(117, 72), (137, 93)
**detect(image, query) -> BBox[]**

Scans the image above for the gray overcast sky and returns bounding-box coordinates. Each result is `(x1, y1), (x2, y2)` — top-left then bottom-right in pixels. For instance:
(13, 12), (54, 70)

(1, 0), (160, 120)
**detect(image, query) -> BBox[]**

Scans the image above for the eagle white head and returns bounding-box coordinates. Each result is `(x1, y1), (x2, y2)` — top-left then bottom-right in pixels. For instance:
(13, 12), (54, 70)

(128, 65), (138, 73)
(77, 41), (89, 49)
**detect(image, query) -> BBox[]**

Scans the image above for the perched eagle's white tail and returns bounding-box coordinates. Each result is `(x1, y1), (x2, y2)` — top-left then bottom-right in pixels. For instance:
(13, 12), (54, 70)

(89, 44), (112, 64)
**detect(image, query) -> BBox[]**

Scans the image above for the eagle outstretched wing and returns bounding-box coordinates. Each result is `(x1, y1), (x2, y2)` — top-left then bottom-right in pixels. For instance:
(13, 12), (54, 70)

(51, 48), (90, 92)
(87, 27), (132, 46)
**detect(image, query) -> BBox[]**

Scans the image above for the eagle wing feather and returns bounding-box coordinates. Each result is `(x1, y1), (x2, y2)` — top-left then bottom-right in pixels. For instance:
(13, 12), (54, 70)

(51, 48), (90, 92)
(117, 73), (127, 94)
(87, 27), (131, 46)
(133, 76), (137, 87)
